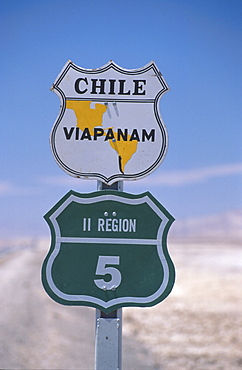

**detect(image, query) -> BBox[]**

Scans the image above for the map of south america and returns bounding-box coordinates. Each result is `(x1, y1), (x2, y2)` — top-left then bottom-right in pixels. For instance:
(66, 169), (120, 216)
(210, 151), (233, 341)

(66, 100), (138, 173)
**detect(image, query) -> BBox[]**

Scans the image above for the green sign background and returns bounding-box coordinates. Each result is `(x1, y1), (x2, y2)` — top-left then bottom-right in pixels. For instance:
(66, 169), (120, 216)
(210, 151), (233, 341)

(42, 190), (175, 313)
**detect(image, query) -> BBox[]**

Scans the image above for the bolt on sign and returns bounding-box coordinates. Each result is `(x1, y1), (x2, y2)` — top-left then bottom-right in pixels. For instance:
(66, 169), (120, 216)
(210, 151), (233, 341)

(41, 190), (175, 313)
(50, 60), (169, 184)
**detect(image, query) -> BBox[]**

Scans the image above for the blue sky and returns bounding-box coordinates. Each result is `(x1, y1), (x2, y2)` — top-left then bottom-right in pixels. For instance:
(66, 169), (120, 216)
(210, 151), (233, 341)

(0, 0), (241, 237)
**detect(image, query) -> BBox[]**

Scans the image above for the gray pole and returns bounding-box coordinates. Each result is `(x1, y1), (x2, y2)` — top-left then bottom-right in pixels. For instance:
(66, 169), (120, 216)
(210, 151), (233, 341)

(95, 181), (123, 370)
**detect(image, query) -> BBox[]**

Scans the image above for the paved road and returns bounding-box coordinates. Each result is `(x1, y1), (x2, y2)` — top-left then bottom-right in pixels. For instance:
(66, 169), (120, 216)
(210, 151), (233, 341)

(0, 240), (158, 370)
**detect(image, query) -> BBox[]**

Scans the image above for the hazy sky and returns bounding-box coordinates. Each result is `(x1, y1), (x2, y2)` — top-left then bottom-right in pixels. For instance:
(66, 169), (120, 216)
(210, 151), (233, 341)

(0, 0), (241, 237)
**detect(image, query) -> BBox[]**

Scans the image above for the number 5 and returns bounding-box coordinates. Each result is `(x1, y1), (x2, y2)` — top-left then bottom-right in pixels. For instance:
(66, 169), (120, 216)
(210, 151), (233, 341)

(94, 256), (122, 290)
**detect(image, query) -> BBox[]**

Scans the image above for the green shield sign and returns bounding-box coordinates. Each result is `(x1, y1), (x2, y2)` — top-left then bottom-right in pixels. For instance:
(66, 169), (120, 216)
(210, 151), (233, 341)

(42, 190), (175, 313)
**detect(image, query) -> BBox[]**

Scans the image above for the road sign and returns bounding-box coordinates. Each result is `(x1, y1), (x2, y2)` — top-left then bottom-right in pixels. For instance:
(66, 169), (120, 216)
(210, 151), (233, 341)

(50, 60), (169, 184)
(42, 190), (175, 313)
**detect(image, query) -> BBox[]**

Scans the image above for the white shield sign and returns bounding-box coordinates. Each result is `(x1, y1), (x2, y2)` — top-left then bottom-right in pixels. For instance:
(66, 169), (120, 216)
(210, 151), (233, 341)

(50, 61), (169, 184)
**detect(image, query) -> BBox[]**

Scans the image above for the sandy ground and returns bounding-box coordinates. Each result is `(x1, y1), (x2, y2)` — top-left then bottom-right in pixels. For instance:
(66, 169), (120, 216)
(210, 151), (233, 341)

(124, 241), (242, 369)
(0, 239), (241, 369)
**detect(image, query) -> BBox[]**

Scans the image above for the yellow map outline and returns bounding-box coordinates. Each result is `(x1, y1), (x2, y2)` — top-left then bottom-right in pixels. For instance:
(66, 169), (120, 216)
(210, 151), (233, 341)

(66, 100), (138, 173)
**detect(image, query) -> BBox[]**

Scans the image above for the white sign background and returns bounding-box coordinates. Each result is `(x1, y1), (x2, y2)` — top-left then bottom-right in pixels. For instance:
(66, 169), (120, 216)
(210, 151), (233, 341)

(51, 61), (169, 184)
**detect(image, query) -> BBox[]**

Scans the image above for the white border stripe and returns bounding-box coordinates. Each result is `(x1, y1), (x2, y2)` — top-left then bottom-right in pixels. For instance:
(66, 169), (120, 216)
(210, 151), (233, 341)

(57, 237), (158, 245)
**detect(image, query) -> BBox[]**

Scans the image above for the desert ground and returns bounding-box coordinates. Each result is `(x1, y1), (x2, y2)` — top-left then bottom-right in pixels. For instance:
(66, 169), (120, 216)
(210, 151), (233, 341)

(0, 238), (241, 369)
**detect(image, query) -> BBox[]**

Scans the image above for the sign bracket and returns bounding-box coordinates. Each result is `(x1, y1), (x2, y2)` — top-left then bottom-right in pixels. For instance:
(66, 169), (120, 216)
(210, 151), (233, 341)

(97, 180), (123, 192)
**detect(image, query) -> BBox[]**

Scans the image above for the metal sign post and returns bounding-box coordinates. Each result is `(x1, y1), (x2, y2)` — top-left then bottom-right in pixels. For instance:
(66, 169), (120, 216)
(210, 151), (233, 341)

(95, 181), (123, 370)
(95, 307), (122, 370)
